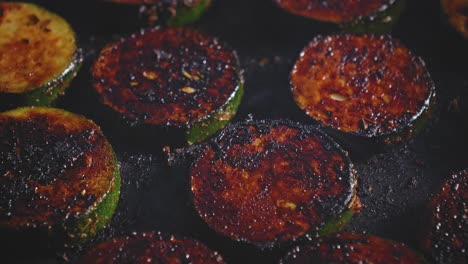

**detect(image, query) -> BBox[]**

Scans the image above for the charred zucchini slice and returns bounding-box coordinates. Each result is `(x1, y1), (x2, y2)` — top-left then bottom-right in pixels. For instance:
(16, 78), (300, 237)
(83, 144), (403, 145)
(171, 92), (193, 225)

(106, 0), (212, 26)
(0, 107), (120, 248)
(80, 232), (224, 264)
(191, 120), (360, 248)
(92, 27), (243, 144)
(422, 170), (467, 263)
(441, 0), (468, 39)
(0, 3), (82, 107)
(280, 233), (427, 263)
(291, 34), (436, 144)
(275, 0), (405, 33)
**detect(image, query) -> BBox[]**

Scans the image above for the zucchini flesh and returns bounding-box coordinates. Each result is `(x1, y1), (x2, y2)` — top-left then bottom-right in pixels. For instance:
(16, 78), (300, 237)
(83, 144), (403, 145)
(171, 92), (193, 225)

(92, 27), (242, 144)
(0, 107), (120, 248)
(422, 170), (467, 263)
(191, 120), (357, 248)
(275, 0), (402, 28)
(0, 3), (81, 105)
(291, 34), (435, 143)
(80, 232), (225, 264)
(281, 233), (427, 263)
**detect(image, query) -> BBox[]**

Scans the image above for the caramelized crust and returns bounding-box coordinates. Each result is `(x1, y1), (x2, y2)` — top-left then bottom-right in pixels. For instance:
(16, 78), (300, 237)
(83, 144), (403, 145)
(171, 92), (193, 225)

(0, 108), (116, 228)
(275, 0), (396, 23)
(423, 170), (467, 263)
(441, 0), (468, 38)
(281, 233), (426, 263)
(291, 34), (434, 138)
(80, 232), (224, 264)
(0, 3), (77, 93)
(191, 120), (356, 247)
(92, 28), (241, 127)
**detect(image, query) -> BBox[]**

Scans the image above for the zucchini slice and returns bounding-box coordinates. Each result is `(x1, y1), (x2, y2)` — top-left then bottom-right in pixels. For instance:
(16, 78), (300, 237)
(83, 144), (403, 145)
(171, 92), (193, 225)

(191, 120), (360, 248)
(441, 0), (468, 39)
(0, 3), (82, 107)
(275, 0), (405, 33)
(106, 0), (212, 26)
(0, 107), (120, 249)
(280, 233), (427, 263)
(422, 170), (467, 263)
(291, 34), (436, 144)
(80, 232), (225, 264)
(92, 27), (243, 145)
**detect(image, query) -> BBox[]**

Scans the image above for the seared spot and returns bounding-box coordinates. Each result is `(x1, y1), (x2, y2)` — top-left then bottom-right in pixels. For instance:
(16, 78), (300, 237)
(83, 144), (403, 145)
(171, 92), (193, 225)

(276, 0), (396, 23)
(281, 233), (427, 263)
(191, 120), (356, 247)
(423, 170), (467, 263)
(92, 28), (241, 127)
(0, 3), (77, 93)
(291, 34), (434, 138)
(0, 108), (115, 228)
(80, 232), (224, 264)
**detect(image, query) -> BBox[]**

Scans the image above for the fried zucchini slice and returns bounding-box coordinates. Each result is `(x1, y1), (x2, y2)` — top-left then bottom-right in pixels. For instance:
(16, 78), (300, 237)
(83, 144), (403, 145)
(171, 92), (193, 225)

(0, 107), (120, 249)
(291, 34), (436, 144)
(0, 3), (82, 107)
(422, 170), (467, 263)
(92, 28), (243, 145)
(280, 233), (427, 263)
(275, 0), (405, 33)
(191, 120), (360, 248)
(441, 0), (468, 38)
(80, 232), (224, 264)
(106, 0), (212, 26)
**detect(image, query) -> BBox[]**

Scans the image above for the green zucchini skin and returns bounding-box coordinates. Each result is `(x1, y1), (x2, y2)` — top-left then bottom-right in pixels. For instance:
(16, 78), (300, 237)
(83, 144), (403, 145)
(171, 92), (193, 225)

(92, 28), (243, 145)
(0, 3), (82, 109)
(167, 0), (212, 26)
(105, 0), (212, 27)
(0, 107), (120, 250)
(186, 82), (244, 145)
(291, 34), (436, 145)
(191, 120), (358, 248)
(341, 0), (406, 33)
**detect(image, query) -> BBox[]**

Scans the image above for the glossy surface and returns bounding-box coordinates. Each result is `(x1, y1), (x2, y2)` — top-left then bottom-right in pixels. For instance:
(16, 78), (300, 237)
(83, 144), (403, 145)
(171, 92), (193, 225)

(0, 108), (116, 228)
(92, 28), (241, 127)
(191, 120), (357, 247)
(275, 0), (396, 23)
(422, 170), (467, 263)
(0, 3), (77, 93)
(280, 233), (426, 263)
(291, 34), (434, 138)
(80, 232), (224, 264)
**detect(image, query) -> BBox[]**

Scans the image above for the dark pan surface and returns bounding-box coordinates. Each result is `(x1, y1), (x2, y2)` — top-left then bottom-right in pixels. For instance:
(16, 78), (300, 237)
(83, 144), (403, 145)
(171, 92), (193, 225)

(2, 0), (468, 263)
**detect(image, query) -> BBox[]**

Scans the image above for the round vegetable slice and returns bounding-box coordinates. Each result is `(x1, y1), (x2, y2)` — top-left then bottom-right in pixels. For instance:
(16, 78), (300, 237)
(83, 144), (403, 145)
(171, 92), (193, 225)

(92, 27), (243, 144)
(422, 170), (467, 263)
(80, 232), (224, 264)
(0, 107), (120, 248)
(106, 0), (212, 26)
(291, 34), (435, 144)
(274, 0), (405, 33)
(280, 233), (427, 263)
(0, 3), (83, 107)
(441, 0), (468, 39)
(191, 120), (360, 248)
